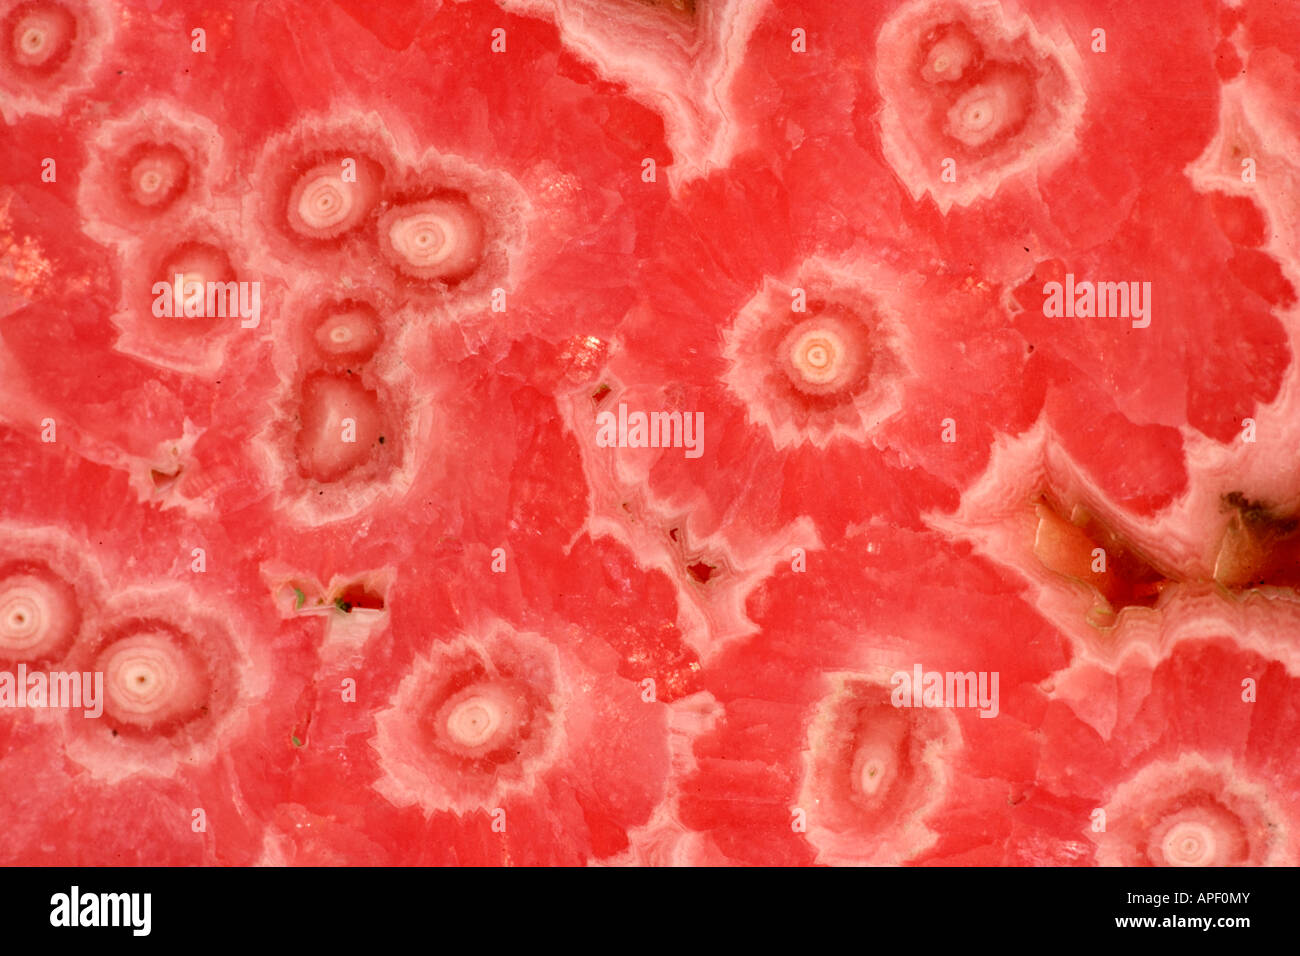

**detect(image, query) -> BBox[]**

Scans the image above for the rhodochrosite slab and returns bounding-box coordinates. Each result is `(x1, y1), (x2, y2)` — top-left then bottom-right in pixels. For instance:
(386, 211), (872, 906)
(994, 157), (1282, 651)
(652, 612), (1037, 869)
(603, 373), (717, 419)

(0, 0), (1297, 867)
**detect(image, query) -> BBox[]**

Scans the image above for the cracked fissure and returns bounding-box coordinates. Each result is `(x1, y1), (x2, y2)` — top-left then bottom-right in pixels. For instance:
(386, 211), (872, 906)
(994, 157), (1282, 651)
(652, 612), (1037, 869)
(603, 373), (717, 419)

(1031, 491), (1300, 620)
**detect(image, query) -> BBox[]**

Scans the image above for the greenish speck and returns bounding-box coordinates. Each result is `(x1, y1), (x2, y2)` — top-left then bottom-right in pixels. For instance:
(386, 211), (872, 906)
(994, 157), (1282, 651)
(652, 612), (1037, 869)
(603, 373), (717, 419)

(293, 587), (305, 609)
(291, 735), (303, 747)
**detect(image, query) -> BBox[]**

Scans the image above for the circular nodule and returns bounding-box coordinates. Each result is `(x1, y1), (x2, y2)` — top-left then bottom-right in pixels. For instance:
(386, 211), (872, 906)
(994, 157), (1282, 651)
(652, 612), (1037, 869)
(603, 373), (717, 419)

(446, 698), (500, 747)
(954, 96), (995, 137)
(311, 301), (382, 360)
(120, 142), (189, 211)
(378, 195), (485, 283)
(292, 173), (352, 234)
(944, 75), (1029, 149)
(919, 29), (979, 84)
(1160, 821), (1216, 866)
(155, 240), (236, 320)
(0, 567), (79, 662)
(1097, 760), (1269, 867)
(4, 1), (76, 74)
(432, 682), (520, 756)
(94, 627), (211, 732)
(853, 747), (892, 800)
(284, 159), (379, 240)
(778, 314), (869, 397)
(791, 331), (840, 382)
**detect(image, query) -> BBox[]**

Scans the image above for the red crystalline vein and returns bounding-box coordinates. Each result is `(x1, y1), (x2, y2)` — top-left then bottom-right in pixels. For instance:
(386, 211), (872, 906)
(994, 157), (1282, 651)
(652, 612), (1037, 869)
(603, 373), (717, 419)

(0, 0), (1297, 868)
